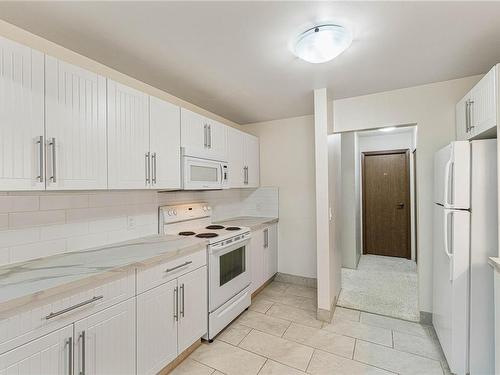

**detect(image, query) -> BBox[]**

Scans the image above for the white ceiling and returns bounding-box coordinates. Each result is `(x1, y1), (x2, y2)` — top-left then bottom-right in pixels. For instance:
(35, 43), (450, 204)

(1, 2), (500, 124)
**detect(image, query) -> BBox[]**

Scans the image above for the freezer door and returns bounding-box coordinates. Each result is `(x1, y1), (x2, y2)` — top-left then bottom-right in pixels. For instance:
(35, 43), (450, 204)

(434, 141), (470, 209)
(432, 205), (469, 375)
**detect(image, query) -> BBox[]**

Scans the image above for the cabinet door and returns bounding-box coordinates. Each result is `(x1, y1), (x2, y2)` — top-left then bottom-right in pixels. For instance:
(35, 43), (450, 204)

(107, 80), (150, 189)
(74, 299), (135, 375)
(264, 224), (278, 281)
(456, 96), (468, 141)
(207, 120), (227, 162)
(227, 127), (245, 188)
(45, 56), (107, 190)
(137, 279), (178, 375)
(0, 37), (45, 191)
(178, 266), (208, 352)
(244, 134), (260, 188)
(181, 108), (208, 159)
(0, 325), (72, 375)
(250, 229), (264, 293)
(470, 66), (497, 137)
(150, 96), (181, 189)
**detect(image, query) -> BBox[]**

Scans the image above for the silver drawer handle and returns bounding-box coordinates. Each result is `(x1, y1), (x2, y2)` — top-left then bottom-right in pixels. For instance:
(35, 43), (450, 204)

(165, 261), (192, 273)
(45, 295), (104, 320)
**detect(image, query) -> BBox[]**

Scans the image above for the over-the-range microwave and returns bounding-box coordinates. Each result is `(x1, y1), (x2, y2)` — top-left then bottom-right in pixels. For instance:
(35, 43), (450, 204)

(182, 155), (228, 190)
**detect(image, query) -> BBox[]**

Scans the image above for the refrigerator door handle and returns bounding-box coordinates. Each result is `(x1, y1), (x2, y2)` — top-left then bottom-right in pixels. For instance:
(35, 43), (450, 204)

(443, 209), (454, 281)
(443, 159), (453, 208)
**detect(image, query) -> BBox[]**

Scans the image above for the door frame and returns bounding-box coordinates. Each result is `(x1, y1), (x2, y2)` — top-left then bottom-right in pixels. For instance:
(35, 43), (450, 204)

(361, 148), (411, 259)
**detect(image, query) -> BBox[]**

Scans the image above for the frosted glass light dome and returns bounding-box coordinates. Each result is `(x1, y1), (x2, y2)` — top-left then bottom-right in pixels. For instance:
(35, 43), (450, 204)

(293, 24), (352, 64)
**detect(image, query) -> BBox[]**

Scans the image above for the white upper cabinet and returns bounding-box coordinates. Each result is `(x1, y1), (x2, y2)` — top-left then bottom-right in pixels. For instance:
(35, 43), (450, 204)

(107, 80), (150, 189)
(227, 127), (245, 188)
(0, 37), (45, 191)
(181, 108), (227, 161)
(456, 64), (498, 141)
(227, 128), (260, 188)
(149, 96), (181, 190)
(244, 134), (260, 188)
(45, 56), (107, 190)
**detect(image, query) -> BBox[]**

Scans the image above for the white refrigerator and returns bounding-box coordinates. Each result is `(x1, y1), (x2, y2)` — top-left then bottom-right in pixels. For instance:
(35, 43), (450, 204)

(433, 140), (497, 375)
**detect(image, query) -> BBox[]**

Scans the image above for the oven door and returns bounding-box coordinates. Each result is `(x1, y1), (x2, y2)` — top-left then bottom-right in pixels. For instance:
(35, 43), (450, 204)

(183, 156), (224, 190)
(209, 238), (251, 311)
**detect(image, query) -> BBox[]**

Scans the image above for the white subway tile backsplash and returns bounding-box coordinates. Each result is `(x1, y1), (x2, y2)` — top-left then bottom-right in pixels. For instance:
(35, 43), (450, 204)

(0, 228), (40, 248)
(0, 187), (279, 266)
(0, 214), (7, 230)
(0, 196), (39, 213)
(39, 194), (89, 210)
(88, 217), (127, 234)
(66, 233), (109, 252)
(10, 239), (66, 264)
(40, 222), (89, 241)
(9, 210), (66, 228)
(0, 248), (9, 266)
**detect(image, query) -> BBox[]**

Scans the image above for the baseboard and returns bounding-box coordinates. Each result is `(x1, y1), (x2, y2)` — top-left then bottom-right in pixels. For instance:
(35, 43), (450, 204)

(274, 272), (317, 288)
(420, 311), (432, 325)
(158, 339), (201, 374)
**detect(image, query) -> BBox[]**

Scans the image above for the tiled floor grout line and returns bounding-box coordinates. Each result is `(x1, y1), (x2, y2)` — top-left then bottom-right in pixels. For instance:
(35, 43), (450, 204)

(255, 358), (268, 375)
(391, 330), (394, 348)
(189, 357), (222, 374)
(304, 348), (315, 374)
(352, 338), (357, 360)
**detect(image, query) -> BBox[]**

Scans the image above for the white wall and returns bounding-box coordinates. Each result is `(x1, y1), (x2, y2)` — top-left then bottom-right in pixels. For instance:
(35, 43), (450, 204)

(328, 134), (343, 306)
(356, 128), (417, 260)
(333, 75), (482, 313)
(340, 132), (359, 269)
(245, 115), (317, 278)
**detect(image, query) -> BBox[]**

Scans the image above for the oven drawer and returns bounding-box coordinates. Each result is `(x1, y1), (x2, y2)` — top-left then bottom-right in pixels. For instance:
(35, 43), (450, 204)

(137, 249), (207, 294)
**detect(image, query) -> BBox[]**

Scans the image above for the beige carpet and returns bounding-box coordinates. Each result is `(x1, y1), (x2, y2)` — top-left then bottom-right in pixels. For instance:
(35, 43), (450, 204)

(337, 255), (419, 321)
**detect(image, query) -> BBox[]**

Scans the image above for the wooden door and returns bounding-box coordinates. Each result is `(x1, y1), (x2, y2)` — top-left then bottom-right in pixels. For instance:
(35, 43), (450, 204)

(136, 279), (178, 375)
(0, 36), (45, 191)
(107, 79), (150, 189)
(177, 266), (208, 352)
(149, 96), (181, 189)
(45, 56), (107, 190)
(0, 325), (72, 375)
(74, 299), (135, 375)
(362, 149), (411, 258)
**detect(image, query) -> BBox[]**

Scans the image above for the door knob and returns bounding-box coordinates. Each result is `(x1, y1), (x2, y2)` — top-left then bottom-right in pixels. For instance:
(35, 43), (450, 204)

(396, 203), (404, 209)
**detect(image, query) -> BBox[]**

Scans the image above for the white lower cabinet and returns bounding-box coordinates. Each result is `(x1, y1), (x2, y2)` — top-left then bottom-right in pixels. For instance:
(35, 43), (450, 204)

(74, 299), (136, 375)
(0, 325), (73, 375)
(137, 279), (178, 375)
(136, 265), (207, 374)
(250, 223), (278, 293)
(178, 266), (208, 352)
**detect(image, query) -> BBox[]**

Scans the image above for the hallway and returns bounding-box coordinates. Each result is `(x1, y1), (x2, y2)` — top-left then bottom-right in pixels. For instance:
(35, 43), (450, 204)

(337, 255), (419, 321)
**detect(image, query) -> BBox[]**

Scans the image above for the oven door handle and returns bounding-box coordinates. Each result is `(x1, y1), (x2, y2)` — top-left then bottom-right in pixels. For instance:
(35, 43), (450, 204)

(210, 238), (250, 254)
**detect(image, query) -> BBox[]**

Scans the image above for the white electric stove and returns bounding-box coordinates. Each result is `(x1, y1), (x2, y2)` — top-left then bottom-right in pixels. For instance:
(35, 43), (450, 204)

(159, 203), (252, 341)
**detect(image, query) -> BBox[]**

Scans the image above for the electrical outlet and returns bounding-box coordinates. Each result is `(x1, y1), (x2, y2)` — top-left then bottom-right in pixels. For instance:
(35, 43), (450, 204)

(127, 216), (136, 230)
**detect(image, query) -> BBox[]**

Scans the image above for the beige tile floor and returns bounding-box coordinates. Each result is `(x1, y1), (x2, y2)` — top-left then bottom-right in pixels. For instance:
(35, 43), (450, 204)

(172, 281), (450, 375)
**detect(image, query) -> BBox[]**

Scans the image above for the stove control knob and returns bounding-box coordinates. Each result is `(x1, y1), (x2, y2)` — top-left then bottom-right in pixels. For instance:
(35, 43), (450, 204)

(173, 209), (177, 216)
(167, 209), (173, 216)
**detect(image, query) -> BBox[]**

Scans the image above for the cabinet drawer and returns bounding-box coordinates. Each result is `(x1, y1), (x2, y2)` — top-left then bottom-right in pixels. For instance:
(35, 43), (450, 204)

(137, 250), (206, 294)
(0, 271), (134, 354)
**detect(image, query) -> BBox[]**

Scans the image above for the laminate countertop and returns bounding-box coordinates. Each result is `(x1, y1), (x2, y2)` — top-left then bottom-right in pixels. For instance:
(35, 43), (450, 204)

(215, 216), (279, 231)
(0, 235), (207, 315)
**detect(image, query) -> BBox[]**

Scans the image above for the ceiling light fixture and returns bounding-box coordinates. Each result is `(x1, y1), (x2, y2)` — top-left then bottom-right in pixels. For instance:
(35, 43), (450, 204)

(292, 24), (352, 64)
(379, 127), (396, 132)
